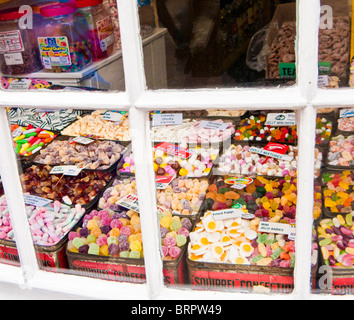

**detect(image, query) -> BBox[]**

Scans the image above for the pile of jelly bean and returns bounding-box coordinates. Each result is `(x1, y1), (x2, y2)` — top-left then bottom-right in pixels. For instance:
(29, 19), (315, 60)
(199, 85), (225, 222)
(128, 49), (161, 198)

(315, 116), (332, 145)
(157, 177), (209, 216)
(235, 115), (298, 144)
(188, 211), (295, 267)
(204, 176), (297, 222)
(0, 196), (86, 246)
(327, 135), (354, 167)
(11, 124), (57, 157)
(322, 171), (354, 214)
(313, 182), (322, 220)
(68, 208), (192, 260)
(318, 213), (354, 267)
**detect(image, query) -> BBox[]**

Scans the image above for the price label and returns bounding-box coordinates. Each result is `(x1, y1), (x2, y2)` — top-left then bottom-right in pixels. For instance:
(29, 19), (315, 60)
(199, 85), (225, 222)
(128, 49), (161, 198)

(249, 146), (293, 161)
(211, 208), (252, 221)
(156, 175), (175, 190)
(154, 142), (192, 159)
(23, 195), (52, 207)
(258, 221), (295, 238)
(50, 165), (85, 176)
(73, 136), (94, 145)
(152, 113), (183, 127)
(265, 113), (296, 126)
(102, 111), (123, 123)
(225, 176), (254, 190)
(340, 109), (354, 118)
(198, 120), (228, 131)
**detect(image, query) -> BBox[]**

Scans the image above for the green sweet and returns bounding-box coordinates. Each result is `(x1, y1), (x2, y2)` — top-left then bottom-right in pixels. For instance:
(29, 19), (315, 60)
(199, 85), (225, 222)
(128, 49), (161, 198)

(87, 234), (97, 244)
(170, 220), (182, 232)
(107, 236), (118, 246)
(176, 234), (187, 247)
(72, 237), (85, 249)
(129, 251), (141, 259)
(120, 251), (130, 258)
(88, 243), (100, 255)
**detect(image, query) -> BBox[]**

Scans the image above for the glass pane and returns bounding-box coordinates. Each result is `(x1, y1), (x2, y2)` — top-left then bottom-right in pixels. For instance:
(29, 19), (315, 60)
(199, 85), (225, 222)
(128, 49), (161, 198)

(145, 0), (298, 89)
(0, 0), (125, 92)
(141, 109), (309, 293)
(5, 108), (153, 283)
(314, 107), (354, 295)
(319, 0), (351, 88)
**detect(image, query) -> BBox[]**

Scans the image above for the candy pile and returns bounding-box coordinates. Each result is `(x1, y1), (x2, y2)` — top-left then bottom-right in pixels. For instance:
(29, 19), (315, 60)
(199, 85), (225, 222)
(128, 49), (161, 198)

(207, 110), (246, 117)
(204, 176), (297, 222)
(327, 135), (354, 167)
(322, 171), (354, 214)
(317, 213), (354, 267)
(0, 196), (86, 246)
(235, 115), (297, 143)
(12, 124), (57, 157)
(315, 116), (332, 145)
(313, 183), (322, 220)
(157, 178), (209, 216)
(188, 212), (295, 267)
(68, 208), (143, 258)
(98, 177), (136, 212)
(159, 209), (193, 260)
(153, 146), (218, 178)
(338, 117), (354, 132)
(61, 111), (130, 142)
(34, 138), (125, 170)
(150, 119), (195, 143)
(20, 165), (112, 206)
(216, 144), (322, 178)
(181, 120), (236, 144)
(68, 207), (192, 260)
(8, 108), (82, 132)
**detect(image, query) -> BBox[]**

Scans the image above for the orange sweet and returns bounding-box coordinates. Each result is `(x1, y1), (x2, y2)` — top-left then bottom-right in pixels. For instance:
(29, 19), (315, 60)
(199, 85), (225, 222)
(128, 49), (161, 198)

(208, 184), (218, 193)
(224, 191), (240, 200)
(215, 193), (227, 203)
(206, 192), (217, 201)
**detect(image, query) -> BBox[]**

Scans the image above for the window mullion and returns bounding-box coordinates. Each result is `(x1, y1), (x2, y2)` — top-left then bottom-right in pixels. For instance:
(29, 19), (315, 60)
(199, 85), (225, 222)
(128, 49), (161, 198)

(0, 108), (40, 283)
(297, 0), (320, 101)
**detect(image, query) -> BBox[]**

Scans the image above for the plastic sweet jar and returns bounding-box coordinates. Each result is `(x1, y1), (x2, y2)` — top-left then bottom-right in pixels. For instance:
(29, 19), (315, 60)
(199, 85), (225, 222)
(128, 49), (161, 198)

(0, 7), (42, 75)
(36, 4), (93, 73)
(75, 0), (116, 61)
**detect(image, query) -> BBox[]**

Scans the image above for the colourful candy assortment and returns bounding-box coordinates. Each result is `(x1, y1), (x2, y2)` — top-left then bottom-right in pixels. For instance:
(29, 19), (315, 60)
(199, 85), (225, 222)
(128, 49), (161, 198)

(12, 124), (57, 157)
(154, 146), (218, 178)
(235, 114), (298, 143)
(318, 214), (354, 267)
(0, 195), (86, 246)
(216, 144), (322, 178)
(322, 171), (354, 214)
(315, 116), (333, 145)
(204, 176), (297, 222)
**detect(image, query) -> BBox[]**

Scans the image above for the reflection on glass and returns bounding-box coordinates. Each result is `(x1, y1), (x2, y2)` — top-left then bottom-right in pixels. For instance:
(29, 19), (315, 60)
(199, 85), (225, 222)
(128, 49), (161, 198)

(312, 108), (354, 295)
(151, 0), (300, 89)
(0, 0), (124, 92)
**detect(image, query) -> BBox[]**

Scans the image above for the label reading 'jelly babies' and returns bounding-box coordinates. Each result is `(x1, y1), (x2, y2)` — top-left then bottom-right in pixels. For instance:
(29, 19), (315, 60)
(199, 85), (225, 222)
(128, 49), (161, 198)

(258, 221), (296, 239)
(38, 37), (71, 69)
(265, 113), (296, 126)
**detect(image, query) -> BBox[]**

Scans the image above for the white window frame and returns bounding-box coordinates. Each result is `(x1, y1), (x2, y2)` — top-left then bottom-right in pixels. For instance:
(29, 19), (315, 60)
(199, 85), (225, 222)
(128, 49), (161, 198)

(0, 0), (352, 300)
